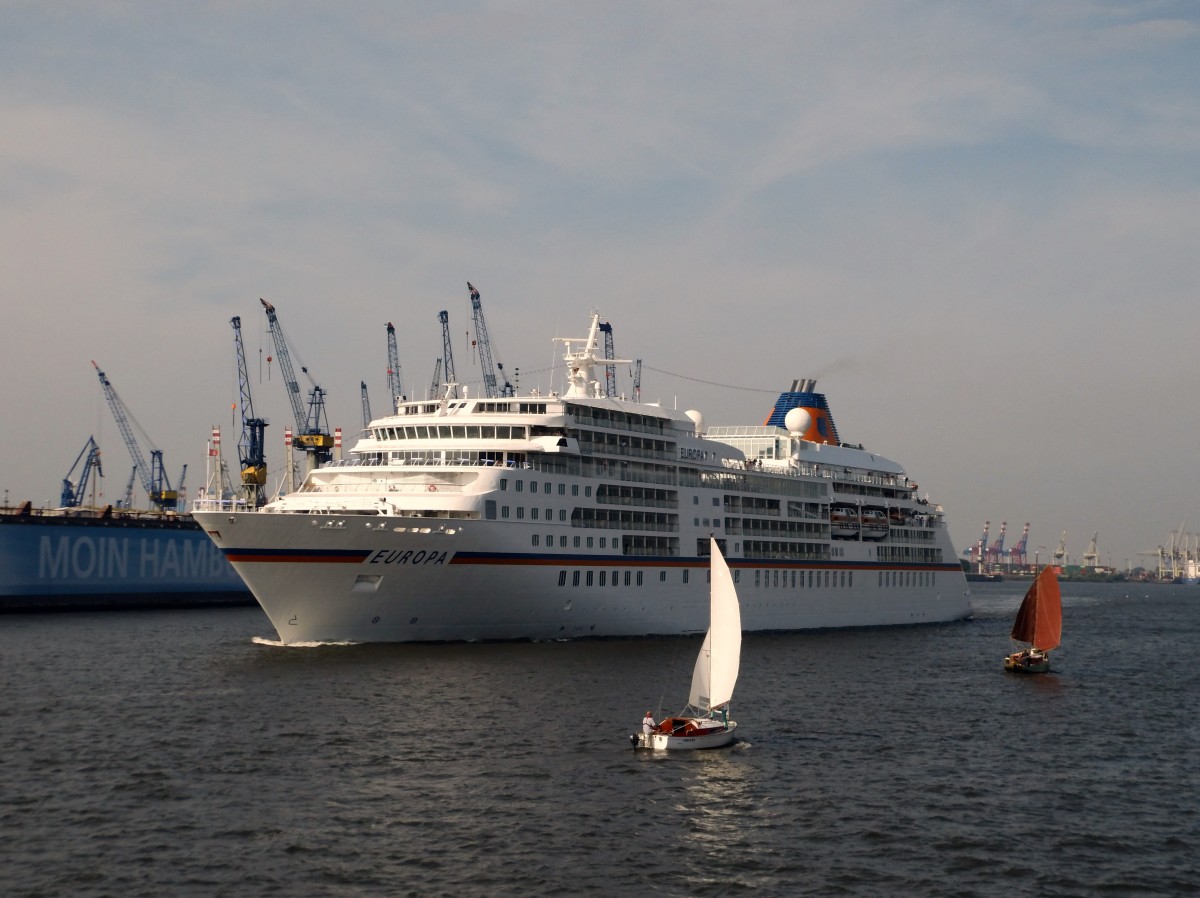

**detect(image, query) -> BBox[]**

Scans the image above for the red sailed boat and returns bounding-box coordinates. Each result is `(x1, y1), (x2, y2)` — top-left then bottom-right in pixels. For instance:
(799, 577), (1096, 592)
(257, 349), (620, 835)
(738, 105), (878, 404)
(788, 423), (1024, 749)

(1004, 565), (1062, 674)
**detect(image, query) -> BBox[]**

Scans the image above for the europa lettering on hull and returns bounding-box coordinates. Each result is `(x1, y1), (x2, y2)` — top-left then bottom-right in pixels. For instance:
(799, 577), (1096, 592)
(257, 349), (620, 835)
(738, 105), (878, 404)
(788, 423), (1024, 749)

(368, 549), (450, 566)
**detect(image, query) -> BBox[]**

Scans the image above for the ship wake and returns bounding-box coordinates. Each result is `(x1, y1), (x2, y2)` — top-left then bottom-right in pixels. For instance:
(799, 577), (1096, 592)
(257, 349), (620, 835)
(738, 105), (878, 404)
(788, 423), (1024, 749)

(251, 636), (360, 648)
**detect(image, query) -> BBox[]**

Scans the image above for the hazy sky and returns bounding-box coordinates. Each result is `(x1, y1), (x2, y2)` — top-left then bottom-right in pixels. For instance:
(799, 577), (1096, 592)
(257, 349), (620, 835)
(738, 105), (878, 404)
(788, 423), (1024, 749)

(4, 2), (1198, 571)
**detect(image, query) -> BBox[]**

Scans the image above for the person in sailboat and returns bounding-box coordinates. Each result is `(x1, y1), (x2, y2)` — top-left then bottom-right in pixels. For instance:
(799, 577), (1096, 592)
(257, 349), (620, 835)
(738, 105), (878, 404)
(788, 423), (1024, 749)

(642, 711), (656, 735)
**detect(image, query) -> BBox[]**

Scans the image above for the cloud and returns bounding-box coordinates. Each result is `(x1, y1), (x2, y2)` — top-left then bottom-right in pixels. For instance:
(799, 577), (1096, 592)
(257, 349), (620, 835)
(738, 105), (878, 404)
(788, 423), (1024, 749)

(2, 1), (1199, 564)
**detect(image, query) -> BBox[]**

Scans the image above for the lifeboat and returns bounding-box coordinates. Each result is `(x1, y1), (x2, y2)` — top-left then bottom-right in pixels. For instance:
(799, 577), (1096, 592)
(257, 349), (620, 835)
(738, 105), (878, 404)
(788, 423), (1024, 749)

(860, 507), (889, 541)
(830, 504), (860, 539)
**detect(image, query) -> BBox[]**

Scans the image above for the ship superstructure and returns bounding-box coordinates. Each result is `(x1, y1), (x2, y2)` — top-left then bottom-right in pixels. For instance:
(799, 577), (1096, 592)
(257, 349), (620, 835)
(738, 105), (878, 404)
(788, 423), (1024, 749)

(193, 312), (970, 643)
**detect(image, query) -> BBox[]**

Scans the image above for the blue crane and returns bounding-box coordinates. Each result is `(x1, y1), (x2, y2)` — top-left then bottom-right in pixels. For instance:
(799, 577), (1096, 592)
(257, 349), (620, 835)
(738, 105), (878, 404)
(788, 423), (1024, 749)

(61, 436), (103, 508)
(92, 360), (178, 511)
(231, 315), (269, 506)
(467, 282), (513, 398)
(598, 321), (616, 398)
(260, 298), (333, 466)
(386, 321), (404, 411)
(986, 521), (1008, 566)
(429, 358), (443, 401)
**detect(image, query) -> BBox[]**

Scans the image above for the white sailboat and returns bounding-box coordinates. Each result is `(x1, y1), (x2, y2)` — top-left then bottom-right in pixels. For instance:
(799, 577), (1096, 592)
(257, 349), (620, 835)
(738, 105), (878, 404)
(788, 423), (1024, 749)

(633, 537), (742, 750)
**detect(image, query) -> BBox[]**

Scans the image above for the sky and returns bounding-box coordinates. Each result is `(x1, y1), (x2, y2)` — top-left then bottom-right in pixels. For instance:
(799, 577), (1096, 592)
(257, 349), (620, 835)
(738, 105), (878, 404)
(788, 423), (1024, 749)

(3, 1), (1198, 572)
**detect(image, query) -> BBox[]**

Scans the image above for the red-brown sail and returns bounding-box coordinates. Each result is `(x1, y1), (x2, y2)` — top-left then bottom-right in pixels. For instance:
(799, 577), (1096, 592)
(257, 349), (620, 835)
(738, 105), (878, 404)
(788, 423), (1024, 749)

(1010, 565), (1062, 651)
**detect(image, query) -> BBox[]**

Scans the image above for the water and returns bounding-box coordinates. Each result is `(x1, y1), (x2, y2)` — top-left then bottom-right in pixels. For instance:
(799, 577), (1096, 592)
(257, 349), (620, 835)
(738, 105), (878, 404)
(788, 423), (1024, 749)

(2, 581), (1197, 897)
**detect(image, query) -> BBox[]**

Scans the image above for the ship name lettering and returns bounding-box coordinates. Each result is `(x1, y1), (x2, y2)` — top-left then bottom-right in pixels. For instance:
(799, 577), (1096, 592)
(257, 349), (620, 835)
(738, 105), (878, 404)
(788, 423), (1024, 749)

(368, 549), (449, 566)
(679, 448), (710, 461)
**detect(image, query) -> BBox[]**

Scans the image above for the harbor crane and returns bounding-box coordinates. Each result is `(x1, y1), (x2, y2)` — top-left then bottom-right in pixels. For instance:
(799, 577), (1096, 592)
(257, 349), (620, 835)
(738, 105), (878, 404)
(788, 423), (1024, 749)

(386, 321), (404, 411)
(361, 381), (372, 428)
(231, 316), (269, 507)
(1147, 522), (1192, 580)
(260, 298), (333, 473)
(1170, 522), (1190, 580)
(970, 521), (991, 565)
(61, 436), (103, 508)
(467, 282), (514, 398)
(429, 358), (443, 401)
(598, 321), (617, 398)
(92, 360), (179, 511)
(986, 521), (1008, 566)
(1009, 523), (1030, 569)
(118, 466), (137, 509)
(1082, 532), (1100, 568)
(436, 309), (457, 399)
(1053, 530), (1068, 567)
(633, 358), (642, 402)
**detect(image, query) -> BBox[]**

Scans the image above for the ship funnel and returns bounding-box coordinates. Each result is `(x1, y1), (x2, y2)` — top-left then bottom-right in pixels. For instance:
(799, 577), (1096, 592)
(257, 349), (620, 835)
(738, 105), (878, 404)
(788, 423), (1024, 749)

(763, 379), (839, 445)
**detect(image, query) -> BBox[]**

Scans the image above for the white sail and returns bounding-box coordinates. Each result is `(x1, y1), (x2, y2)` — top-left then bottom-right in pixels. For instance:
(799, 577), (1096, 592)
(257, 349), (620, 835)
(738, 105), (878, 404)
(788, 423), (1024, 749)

(688, 538), (742, 711)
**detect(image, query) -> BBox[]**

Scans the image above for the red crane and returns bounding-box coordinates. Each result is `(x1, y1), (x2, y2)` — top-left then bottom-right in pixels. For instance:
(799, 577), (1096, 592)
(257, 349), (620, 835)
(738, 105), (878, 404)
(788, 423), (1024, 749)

(1009, 523), (1030, 570)
(986, 521), (1008, 566)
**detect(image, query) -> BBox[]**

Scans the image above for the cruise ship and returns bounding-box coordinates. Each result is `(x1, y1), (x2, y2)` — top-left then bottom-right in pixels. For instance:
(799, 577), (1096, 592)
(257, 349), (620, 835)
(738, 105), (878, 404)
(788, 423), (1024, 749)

(192, 312), (971, 643)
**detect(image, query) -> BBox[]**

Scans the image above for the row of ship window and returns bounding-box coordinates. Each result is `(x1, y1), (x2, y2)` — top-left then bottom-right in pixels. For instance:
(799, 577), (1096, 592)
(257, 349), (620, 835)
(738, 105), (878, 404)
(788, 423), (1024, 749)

(394, 401), (549, 417)
(551, 567), (939, 589)
(500, 478), (586, 495)
(374, 424), (531, 440)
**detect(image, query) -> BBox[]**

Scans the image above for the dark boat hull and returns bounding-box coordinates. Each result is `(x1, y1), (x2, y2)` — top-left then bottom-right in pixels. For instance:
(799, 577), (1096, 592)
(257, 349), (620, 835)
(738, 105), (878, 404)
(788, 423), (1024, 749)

(1004, 649), (1050, 674)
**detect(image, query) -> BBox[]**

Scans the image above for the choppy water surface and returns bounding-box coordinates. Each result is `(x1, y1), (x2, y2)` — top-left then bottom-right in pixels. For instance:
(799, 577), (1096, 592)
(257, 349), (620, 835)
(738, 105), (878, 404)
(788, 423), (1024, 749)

(2, 581), (1197, 897)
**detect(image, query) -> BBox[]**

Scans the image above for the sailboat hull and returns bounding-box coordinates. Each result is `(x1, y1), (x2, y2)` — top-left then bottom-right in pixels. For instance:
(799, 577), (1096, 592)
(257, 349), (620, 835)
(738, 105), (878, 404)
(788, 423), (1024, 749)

(636, 720), (737, 751)
(1004, 650), (1050, 674)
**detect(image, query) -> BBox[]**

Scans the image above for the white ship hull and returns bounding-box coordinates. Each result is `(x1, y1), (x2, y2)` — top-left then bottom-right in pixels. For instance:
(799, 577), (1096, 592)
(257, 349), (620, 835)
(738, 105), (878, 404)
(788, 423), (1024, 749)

(197, 310), (970, 644)
(194, 480), (969, 644)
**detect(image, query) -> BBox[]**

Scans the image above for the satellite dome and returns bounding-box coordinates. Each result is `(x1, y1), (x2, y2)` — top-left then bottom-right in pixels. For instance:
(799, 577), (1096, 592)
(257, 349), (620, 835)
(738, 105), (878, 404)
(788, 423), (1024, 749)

(784, 407), (811, 436)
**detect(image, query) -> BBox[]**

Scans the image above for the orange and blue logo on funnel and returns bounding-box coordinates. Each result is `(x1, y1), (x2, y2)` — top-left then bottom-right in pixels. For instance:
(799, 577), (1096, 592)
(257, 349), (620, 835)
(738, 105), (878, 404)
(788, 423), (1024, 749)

(763, 379), (840, 445)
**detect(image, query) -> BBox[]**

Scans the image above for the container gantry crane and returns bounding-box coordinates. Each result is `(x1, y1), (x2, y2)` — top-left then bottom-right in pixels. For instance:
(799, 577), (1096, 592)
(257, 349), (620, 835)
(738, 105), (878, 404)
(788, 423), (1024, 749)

(231, 315), (269, 507)
(61, 436), (103, 508)
(1053, 530), (1068, 567)
(986, 521), (1007, 566)
(386, 321), (404, 411)
(1009, 523), (1030, 569)
(467, 282), (513, 398)
(92, 360), (178, 511)
(260, 298), (333, 473)
(971, 521), (990, 565)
